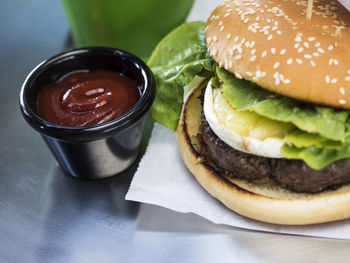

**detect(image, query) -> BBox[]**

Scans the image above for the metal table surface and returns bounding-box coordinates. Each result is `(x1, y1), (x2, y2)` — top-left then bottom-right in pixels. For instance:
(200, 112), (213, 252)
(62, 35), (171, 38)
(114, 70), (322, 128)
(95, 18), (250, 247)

(1, 0), (350, 262)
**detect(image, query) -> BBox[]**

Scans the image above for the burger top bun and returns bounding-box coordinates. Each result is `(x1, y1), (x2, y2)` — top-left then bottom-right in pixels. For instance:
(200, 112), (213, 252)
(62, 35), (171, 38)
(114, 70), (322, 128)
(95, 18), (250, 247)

(205, 0), (350, 110)
(177, 80), (350, 225)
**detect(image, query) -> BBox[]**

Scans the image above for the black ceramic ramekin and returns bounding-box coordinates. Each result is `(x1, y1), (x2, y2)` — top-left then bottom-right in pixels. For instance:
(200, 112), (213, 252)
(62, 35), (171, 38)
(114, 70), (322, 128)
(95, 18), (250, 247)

(20, 47), (155, 179)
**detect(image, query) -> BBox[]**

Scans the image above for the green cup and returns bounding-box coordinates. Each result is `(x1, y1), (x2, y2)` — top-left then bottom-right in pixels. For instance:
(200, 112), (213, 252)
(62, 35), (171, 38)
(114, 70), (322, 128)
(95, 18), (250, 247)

(61, 0), (194, 60)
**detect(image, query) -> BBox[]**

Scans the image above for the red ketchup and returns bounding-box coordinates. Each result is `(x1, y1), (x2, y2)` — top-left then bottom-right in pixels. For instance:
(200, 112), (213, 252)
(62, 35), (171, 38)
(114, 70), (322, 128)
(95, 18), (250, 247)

(37, 70), (140, 126)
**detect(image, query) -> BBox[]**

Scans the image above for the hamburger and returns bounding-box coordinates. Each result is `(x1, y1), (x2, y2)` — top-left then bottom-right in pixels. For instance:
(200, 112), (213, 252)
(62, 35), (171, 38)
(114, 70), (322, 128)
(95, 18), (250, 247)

(148, 0), (350, 225)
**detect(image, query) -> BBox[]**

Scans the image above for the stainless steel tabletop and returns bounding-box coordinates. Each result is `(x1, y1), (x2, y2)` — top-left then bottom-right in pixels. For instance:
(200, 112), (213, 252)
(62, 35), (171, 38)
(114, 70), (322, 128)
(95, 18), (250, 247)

(1, 0), (350, 262)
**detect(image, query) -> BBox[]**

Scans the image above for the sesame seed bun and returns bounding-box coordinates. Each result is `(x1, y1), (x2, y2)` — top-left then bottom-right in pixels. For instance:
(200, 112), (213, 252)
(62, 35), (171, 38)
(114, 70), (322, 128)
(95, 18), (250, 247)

(205, 0), (350, 109)
(177, 81), (350, 225)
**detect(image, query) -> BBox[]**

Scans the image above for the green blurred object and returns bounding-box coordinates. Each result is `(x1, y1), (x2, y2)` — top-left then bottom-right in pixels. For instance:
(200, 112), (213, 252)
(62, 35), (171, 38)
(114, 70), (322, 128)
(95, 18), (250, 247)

(61, 0), (194, 59)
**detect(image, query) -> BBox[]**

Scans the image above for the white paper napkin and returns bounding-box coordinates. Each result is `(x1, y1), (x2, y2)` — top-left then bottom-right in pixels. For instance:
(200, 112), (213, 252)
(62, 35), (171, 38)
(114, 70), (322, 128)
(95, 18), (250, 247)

(126, 123), (350, 240)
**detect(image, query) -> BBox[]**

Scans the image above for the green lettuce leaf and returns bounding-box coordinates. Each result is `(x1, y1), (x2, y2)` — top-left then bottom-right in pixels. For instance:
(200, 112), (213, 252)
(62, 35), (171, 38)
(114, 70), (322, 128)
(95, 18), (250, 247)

(216, 67), (348, 142)
(148, 22), (213, 130)
(281, 127), (350, 170)
(284, 129), (343, 149)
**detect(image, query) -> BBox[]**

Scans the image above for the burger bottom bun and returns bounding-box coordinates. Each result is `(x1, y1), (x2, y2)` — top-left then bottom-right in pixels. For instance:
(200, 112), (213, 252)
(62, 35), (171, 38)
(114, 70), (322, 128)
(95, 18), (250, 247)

(176, 80), (350, 225)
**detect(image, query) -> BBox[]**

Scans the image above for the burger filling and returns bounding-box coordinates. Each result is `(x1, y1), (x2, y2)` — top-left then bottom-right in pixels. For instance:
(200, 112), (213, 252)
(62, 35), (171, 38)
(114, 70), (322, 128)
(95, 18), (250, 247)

(200, 92), (350, 193)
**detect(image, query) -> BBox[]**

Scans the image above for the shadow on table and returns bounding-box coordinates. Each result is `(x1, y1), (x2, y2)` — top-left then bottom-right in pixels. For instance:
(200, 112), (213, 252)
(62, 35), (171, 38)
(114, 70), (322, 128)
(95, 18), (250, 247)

(134, 204), (350, 262)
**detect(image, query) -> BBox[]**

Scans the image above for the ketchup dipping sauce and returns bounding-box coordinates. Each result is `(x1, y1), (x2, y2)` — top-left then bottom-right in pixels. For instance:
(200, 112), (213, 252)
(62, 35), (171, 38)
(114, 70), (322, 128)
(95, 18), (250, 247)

(20, 47), (155, 179)
(37, 70), (140, 127)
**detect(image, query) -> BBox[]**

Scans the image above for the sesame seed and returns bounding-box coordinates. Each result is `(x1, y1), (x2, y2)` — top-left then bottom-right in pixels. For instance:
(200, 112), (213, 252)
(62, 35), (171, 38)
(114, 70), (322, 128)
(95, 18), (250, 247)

(224, 13), (231, 17)
(313, 52), (319, 57)
(244, 18), (249, 23)
(287, 58), (293, 65)
(308, 37), (315, 42)
(227, 33), (232, 39)
(250, 55), (256, 62)
(296, 58), (302, 64)
(339, 99), (346, 105)
(220, 26), (224, 32)
(219, 61), (223, 67)
(251, 49), (256, 55)
(325, 75), (330, 84)
(333, 59), (339, 65)
(271, 48), (276, 54)
(284, 79), (291, 84)
(267, 35), (273, 40)
(250, 41), (255, 48)
(340, 87), (345, 95)
(315, 42), (321, 47)
(304, 54), (312, 59)
(245, 42), (250, 48)
(234, 72), (243, 79)
(295, 35), (302, 42)
(328, 45), (334, 51)
(280, 49), (286, 55)
(273, 62), (280, 69)
(229, 61), (233, 68)
(331, 78), (338, 84)
(229, 49), (234, 56)
(235, 55), (242, 60)
(219, 21), (223, 26)
(261, 51), (267, 57)
(213, 36), (218, 42)
(294, 43), (300, 48)
(234, 36), (239, 42)
(304, 42), (310, 48)
(310, 60), (316, 67)
(298, 47), (304, 53)
(345, 76), (350, 82)
(276, 30), (282, 35)
(246, 72), (252, 76)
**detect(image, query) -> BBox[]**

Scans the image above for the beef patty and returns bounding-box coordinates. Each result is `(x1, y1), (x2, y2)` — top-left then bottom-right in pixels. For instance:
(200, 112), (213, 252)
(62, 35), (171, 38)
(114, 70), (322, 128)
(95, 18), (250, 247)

(200, 110), (350, 193)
